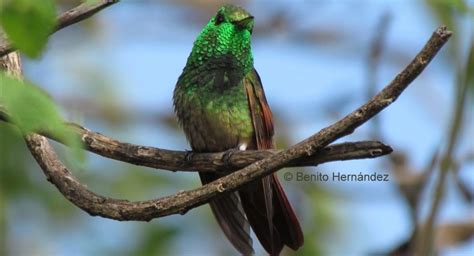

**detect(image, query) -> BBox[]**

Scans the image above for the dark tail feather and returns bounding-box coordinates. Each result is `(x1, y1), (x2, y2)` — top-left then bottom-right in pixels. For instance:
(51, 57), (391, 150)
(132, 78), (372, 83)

(262, 175), (276, 253)
(199, 173), (254, 255)
(271, 174), (304, 250)
(239, 174), (304, 255)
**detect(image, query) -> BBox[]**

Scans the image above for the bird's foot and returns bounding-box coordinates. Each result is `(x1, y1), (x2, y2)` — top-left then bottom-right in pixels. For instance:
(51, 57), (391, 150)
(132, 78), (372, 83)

(184, 149), (194, 164)
(222, 148), (239, 167)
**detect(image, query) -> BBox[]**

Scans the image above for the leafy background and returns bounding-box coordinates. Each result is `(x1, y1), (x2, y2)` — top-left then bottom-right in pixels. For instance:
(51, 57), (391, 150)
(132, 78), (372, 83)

(0, 0), (473, 255)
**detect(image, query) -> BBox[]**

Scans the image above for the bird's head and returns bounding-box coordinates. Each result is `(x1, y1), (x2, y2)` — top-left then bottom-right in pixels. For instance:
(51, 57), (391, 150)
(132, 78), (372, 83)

(211, 4), (254, 34)
(188, 5), (255, 72)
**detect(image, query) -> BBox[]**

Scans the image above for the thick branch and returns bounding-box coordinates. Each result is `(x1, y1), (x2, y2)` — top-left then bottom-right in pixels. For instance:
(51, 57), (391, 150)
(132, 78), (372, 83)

(0, 0), (119, 57)
(21, 26), (451, 221)
(56, 123), (395, 171)
(0, 111), (391, 172)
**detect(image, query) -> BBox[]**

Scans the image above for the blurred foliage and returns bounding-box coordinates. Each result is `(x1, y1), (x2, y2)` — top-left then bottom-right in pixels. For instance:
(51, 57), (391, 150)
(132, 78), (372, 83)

(292, 182), (336, 256)
(0, 123), (80, 255)
(0, 73), (83, 159)
(426, 0), (474, 97)
(0, 0), (57, 58)
(129, 224), (181, 256)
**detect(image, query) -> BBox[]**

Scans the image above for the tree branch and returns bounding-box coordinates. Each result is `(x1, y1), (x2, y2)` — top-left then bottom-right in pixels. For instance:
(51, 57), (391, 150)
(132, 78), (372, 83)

(0, 0), (119, 57)
(74, 136), (390, 172)
(0, 111), (392, 172)
(16, 26), (451, 221)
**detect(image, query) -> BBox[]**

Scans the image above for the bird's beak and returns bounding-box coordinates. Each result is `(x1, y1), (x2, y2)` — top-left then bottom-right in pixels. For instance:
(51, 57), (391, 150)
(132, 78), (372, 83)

(236, 16), (254, 31)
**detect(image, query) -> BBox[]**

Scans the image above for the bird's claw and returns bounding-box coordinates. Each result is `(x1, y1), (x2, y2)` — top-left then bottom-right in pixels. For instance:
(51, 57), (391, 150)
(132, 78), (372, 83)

(222, 148), (239, 167)
(184, 150), (194, 163)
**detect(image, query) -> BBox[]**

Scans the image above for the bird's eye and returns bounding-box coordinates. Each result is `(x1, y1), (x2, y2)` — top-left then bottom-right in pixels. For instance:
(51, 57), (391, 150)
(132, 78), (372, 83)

(215, 13), (224, 25)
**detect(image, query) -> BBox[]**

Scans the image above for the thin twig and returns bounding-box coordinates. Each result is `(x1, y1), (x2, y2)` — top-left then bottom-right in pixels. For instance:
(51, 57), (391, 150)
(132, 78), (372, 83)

(366, 12), (391, 140)
(0, 0), (119, 57)
(18, 26), (451, 221)
(415, 31), (467, 254)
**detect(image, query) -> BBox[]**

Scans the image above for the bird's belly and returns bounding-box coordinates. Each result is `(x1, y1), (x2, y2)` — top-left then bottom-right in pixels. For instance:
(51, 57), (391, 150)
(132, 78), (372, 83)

(181, 92), (254, 152)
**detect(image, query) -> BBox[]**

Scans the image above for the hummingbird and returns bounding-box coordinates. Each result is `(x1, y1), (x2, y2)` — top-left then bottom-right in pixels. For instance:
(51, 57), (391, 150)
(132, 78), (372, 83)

(173, 4), (303, 255)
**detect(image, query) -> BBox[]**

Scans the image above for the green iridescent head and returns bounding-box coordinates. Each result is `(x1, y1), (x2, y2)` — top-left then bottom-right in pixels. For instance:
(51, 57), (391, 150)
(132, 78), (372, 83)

(187, 5), (254, 73)
(212, 4), (254, 33)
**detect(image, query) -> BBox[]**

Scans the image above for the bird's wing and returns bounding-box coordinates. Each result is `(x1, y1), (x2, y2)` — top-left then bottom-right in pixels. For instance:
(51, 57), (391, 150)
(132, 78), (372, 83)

(244, 69), (274, 149)
(241, 69), (304, 255)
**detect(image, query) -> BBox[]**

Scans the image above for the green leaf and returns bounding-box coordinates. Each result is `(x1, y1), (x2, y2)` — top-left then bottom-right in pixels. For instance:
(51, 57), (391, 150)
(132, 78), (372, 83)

(0, 72), (84, 160)
(0, 0), (57, 58)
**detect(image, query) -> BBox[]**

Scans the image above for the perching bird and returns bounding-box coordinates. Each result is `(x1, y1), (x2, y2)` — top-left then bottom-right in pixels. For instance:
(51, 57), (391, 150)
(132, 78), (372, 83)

(173, 4), (303, 255)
